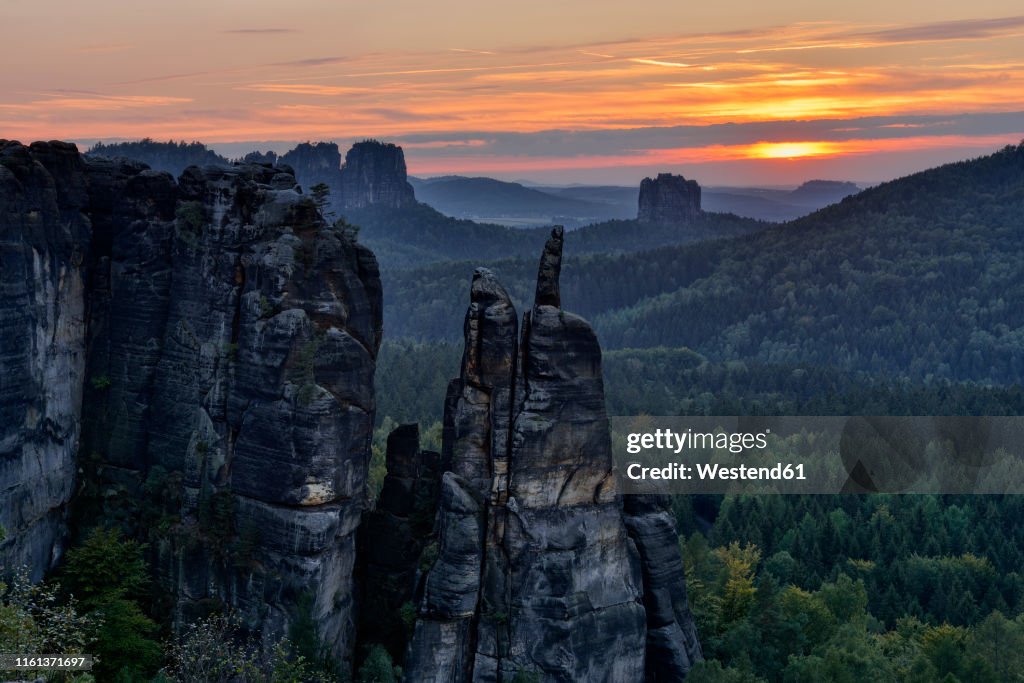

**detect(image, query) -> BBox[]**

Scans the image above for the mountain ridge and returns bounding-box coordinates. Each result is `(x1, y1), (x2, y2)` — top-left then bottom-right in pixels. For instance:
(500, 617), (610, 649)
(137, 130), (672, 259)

(384, 144), (1024, 385)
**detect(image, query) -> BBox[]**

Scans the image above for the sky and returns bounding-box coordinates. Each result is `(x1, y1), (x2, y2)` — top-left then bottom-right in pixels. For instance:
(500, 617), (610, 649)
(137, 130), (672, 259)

(2, 1), (1024, 185)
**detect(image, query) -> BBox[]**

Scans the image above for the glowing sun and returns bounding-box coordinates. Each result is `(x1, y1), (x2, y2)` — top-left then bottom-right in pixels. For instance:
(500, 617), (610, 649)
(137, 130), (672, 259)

(747, 141), (839, 159)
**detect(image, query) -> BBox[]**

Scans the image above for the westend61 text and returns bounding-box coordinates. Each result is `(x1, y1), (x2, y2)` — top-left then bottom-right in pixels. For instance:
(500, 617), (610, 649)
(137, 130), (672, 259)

(626, 462), (807, 481)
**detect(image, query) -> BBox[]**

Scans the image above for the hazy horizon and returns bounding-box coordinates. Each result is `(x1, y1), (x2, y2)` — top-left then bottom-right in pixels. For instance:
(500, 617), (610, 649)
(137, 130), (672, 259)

(69, 134), (1012, 188)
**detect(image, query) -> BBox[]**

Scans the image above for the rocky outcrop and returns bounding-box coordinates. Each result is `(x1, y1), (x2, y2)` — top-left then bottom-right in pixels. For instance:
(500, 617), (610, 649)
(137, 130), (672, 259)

(403, 227), (701, 681)
(357, 423), (441, 659)
(0, 141), (91, 579)
(623, 495), (703, 681)
(2, 139), (700, 680)
(638, 173), (701, 225)
(338, 141), (416, 211)
(279, 140), (416, 213)
(280, 142), (343, 189)
(139, 161), (382, 658)
(0, 141), (384, 666)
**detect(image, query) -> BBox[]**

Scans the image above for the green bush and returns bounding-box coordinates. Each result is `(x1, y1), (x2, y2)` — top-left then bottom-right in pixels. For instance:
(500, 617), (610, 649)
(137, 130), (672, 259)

(58, 528), (161, 680)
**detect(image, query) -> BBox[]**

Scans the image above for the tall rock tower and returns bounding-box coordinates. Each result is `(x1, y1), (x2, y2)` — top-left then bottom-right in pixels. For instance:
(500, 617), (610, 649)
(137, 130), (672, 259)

(402, 228), (702, 681)
(637, 173), (701, 225)
(339, 141), (416, 210)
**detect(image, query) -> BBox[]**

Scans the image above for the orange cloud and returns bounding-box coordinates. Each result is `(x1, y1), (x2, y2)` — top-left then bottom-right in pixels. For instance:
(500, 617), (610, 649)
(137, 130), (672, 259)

(3, 13), (1023, 185)
(404, 133), (1024, 175)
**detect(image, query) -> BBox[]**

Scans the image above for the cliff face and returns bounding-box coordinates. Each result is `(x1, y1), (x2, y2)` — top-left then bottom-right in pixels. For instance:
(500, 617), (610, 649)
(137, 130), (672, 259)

(0, 141), (91, 579)
(0, 142), (383, 663)
(139, 162), (382, 656)
(403, 228), (701, 681)
(638, 173), (701, 225)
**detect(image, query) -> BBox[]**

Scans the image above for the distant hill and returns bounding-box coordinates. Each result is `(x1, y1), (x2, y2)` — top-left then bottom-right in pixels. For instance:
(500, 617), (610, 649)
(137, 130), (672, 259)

(413, 175), (858, 225)
(386, 144), (1024, 385)
(409, 175), (624, 227)
(347, 202), (764, 271)
(86, 140), (859, 225)
(787, 179), (861, 205)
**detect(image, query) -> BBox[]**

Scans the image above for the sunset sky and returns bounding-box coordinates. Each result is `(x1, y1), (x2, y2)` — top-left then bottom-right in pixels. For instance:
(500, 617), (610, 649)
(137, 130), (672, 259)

(3, 1), (1024, 185)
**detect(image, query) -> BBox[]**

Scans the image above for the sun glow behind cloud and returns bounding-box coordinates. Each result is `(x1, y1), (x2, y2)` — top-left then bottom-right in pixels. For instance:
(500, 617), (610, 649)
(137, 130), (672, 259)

(747, 141), (839, 159)
(2, 6), (1024, 183)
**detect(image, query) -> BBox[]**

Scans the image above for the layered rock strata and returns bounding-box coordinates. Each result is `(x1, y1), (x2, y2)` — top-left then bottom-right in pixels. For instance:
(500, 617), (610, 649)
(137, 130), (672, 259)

(0, 141), (383, 663)
(0, 141), (91, 578)
(403, 227), (701, 681)
(623, 495), (703, 681)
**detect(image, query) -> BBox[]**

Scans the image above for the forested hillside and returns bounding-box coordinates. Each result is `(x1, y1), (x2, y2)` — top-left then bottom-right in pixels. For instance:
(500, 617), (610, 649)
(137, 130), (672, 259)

(385, 144), (1024, 384)
(349, 202), (763, 270)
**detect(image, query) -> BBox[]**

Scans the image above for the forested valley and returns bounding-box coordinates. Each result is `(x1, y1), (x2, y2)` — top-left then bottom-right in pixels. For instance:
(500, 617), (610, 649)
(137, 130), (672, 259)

(370, 145), (1024, 682)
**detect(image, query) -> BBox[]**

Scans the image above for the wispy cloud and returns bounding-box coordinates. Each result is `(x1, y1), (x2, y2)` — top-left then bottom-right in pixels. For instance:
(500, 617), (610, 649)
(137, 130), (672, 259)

(0, 94), (191, 112)
(271, 56), (349, 68)
(629, 58), (694, 68)
(239, 83), (365, 96)
(77, 43), (134, 54)
(224, 28), (297, 35)
(857, 15), (1024, 43)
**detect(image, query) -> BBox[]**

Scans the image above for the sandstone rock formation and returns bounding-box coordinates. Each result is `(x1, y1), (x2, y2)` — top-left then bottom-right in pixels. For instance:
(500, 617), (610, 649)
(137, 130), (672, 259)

(280, 142), (343, 189)
(0, 141), (383, 664)
(357, 423), (441, 659)
(624, 495), (703, 681)
(638, 173), (702, 225)
(280, 140), (416, 213)
(403, 227), (702, 681)
(2, 139), (701, 680)
(339, 141), (416, 210)
(0, 141), (91, 579)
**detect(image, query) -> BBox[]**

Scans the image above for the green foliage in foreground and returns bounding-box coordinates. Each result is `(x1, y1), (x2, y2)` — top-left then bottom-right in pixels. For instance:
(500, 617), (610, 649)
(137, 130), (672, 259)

(680, 490), (1024, 682)
(0, 566), (97, 682)
(690, 494), (1024, 627)
(58, 528), (162, 681)
(162, 612), (337, 683)
(356, 644), (399, 683)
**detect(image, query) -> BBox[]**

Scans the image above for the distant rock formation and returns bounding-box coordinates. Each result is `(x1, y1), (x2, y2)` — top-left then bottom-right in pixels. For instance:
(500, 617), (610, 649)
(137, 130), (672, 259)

(339, 141), (416, 210)
(280, 142), (343, 184)
(0, 140), (383, 665)
(86, 139), (418, 214)
(402, 227), (702, 681)
(638, 173), (702, 224)
(280, 140), (415, 212)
